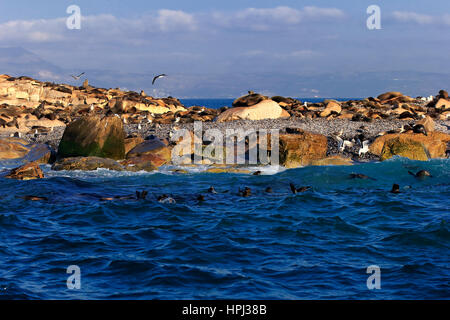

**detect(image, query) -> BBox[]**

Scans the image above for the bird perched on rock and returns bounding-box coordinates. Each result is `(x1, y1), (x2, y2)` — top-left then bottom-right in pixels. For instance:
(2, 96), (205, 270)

(358, 140), (370, 157)
(290, 183), (312, 194)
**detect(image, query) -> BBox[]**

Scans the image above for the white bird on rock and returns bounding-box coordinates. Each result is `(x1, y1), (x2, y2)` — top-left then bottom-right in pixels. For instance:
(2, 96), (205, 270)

(358, 140), (370, 156)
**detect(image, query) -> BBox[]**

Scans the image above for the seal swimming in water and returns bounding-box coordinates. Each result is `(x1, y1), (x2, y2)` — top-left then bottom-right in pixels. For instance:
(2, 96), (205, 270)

(290, 183), (311, 194)
(253, 171), (262, 176)
(136, 190), (148, 200)
(390, 184), (401, 194)
(238, 187), (252, 197)
(197, 194), (205, 202)
(208, 186), (217, 194)
(17, 195), (48, 201)
(408, 170), (432, 178)
(158, 194), (176, 204)
(265, 187), (273, 193)
(349, 173), (376, 180)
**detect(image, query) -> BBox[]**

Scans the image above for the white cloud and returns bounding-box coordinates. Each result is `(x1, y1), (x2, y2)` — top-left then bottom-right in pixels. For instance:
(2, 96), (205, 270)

(241, 49), (320, 59)
(235, 6), (302, 25)
(392, 11), (434, 24)
(392, 11), (450, 25)
(0, 10), (198, 44)
(302, 6), (345, 19)
(37, 70), (60, 80)
(212, 6), (345, 31)
(0, 6), (345, 45)
(156, 9), (197, 32)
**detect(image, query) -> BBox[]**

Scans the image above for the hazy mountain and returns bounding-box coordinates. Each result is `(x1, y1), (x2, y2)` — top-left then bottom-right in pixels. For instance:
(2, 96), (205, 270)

(0, 47), (448, 98)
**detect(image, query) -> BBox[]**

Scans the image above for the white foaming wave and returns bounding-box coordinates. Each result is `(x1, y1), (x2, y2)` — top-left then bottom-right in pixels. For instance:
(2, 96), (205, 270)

(8, 163), (288, 180)
(161, 164), (286, 175)
(43, 166), (157, 179)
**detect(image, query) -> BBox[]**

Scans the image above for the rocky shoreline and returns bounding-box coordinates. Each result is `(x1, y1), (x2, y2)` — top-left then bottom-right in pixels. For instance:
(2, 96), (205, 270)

(4, 118), (449, 162)
(1, 74), (450, 179)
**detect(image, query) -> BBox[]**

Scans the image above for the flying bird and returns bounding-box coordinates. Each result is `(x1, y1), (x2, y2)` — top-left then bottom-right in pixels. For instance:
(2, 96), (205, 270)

(70, 72), (85, 80)
(152, 74), (167, 85)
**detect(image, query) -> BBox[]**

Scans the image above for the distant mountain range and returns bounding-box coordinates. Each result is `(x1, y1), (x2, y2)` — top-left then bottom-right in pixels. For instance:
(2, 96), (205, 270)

(0, 46), (448, 98)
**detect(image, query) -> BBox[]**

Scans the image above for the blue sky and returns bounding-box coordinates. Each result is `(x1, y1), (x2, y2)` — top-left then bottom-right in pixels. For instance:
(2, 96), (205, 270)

(0, 1), (449, 98)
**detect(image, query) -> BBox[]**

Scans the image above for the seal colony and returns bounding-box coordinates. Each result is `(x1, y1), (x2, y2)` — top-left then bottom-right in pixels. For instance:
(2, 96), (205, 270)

(0, 74), (449, 180)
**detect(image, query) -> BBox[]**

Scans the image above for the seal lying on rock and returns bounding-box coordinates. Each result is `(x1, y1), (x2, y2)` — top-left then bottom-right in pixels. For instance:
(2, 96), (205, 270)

(232, 91), (267, 107)
(412, 124), (427, 136)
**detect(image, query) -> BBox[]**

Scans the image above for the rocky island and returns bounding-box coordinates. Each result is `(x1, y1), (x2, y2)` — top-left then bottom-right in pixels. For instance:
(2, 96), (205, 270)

(0, 74), (449, 180)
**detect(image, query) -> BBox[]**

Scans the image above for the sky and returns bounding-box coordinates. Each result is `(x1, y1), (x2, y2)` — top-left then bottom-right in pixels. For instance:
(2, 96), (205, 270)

(0, 0), (449, 98)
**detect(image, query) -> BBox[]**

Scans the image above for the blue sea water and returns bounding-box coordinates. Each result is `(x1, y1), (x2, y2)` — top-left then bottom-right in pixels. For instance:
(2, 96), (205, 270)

(0, 157), (449, 300)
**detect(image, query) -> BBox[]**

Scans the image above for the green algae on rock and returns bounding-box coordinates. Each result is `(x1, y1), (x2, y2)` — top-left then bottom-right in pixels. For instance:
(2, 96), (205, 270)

(380, 137), (428, 161)
(57, 115), (125, 160)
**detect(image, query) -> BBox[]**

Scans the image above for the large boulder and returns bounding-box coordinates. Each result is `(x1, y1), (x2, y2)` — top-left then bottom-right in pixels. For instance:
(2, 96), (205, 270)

(416, 116), (435, 133)
(57, 115), (125, 160)
(127, 137), (170, 158)
(279, 131), (328, 168)
(380, 137), (428, 161)
(120, 155), (159, 172)
(0, 138), (30, 160)
(22, 144), (53, 164)
(126, 137), (171, 168)
(320, 101), (342, 117)
(435, 98), (450, 110)
(5, 162), (44, 180)
(124, 136), (145, 155)
(370, 132), (450, 159)
(310, 156), (354, 166)
(52, 156), (125, 171)
(217, 100), (290, 122)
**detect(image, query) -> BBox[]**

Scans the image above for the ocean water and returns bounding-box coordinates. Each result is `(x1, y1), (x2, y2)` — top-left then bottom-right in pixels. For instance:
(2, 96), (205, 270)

(0, 157), (449, 299)
(180, 98), (357, 109)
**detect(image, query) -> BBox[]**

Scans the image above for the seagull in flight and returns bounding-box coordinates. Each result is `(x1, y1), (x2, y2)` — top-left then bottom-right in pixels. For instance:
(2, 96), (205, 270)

(152, 74), (167, 85)
(70, 72), (85, 80)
